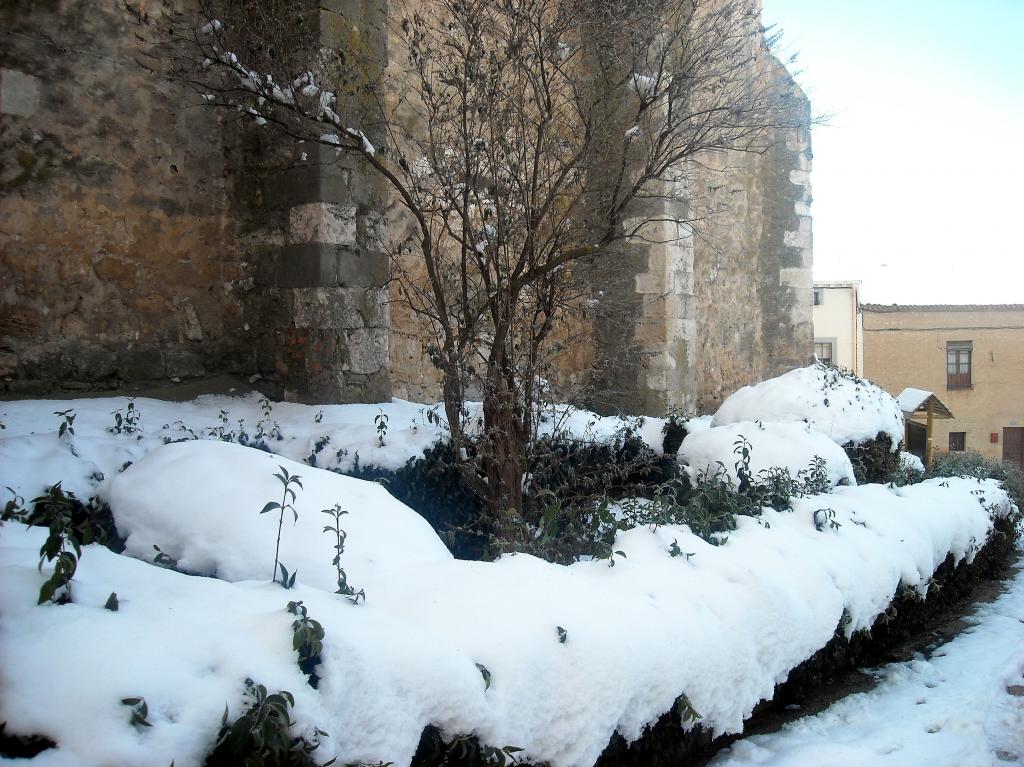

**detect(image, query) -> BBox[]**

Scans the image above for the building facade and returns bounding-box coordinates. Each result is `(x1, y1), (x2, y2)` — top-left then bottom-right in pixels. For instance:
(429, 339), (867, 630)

(812, 281), (863, 374)
(1, 0), (813, 413)
(863, 304), (1024, 467)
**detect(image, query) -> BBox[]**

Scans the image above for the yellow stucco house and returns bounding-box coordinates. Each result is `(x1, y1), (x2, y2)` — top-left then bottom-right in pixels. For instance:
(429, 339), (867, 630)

(862, 304), (1024, 468)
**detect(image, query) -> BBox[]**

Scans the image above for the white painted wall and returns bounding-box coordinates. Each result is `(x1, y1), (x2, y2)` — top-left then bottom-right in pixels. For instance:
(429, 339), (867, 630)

(812, 282), (862, 374)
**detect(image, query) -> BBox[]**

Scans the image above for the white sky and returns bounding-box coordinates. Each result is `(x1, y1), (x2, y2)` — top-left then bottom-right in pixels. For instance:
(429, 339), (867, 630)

(761, 0), (1024, 304)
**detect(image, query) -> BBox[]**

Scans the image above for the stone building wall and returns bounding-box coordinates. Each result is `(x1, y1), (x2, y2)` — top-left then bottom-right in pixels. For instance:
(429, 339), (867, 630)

(0, 0), (391, 402)
(1, 0), (811, 410)
(692, 63), (814, 413)
(554, 53), (814, 417)
(0, 0), (250, 394)
(232, 0), (392, 404)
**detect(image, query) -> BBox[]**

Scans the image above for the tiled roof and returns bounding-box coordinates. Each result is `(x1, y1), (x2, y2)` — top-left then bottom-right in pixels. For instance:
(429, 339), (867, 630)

(861, 303), (1024, 313)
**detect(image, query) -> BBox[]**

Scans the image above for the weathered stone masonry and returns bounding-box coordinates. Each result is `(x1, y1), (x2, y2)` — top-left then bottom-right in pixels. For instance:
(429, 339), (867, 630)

(1, 0), (811, 410)
(234, 0), (392, 403)
(1, 0), (391, 403)
(1, 0), (250, 393)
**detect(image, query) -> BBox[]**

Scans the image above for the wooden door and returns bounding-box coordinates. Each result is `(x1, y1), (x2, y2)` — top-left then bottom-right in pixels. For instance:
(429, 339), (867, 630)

(1003, 427), (1024, 470)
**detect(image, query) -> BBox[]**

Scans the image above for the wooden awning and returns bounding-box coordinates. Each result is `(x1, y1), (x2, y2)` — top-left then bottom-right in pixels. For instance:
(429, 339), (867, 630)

(895, 388), (955, 420)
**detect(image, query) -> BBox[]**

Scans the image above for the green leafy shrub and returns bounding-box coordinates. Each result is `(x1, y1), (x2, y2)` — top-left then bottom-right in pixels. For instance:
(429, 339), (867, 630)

(374, 409), (389, 447)
(531, 438), (834, 559)
(286, 601), (324, 689)
(205, 679), (333, 767)
(321, 505), (364, 603)
(53, 409), (76, 439)
(413, 727), (523, 767)
(260, 467), (303, 587)
(2, 483), (124, 604)
(888, 457), (925, 487)
(661, 410), (687, 456)
(844, 433), (901, 485)
(526, 434), (675, 511)
(121, 696), (153, 729)
(110, 398), (143, 435)
(347, 431), (834, 562)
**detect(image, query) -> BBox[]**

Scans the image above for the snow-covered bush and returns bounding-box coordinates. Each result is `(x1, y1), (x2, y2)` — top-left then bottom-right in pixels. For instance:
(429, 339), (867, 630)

(928, 450), (1024, 511)
(712, 363), (904, 450)
(103, 440), (453, 591)
(887, 451), (926, 487)
(900, 451), (926, 474)
(680, 421), (856, 489)
(1, 464), (1015, 767)
(205, 678), (327, 767)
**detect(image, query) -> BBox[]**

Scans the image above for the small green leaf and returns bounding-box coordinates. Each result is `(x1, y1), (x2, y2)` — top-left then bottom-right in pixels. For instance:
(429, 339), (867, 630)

(476, 662), (492, 690)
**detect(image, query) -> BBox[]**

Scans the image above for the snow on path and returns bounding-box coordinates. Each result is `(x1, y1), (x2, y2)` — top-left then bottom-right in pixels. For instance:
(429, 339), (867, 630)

(711, 552), (1024, 767)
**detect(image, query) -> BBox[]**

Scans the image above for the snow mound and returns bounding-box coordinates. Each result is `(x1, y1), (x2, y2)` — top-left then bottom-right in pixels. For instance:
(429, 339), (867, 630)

(680, 421), (856, 488)
(103, 440), (453, 590)
(712, 364), (904, 451)
(685, 414), (714, 434)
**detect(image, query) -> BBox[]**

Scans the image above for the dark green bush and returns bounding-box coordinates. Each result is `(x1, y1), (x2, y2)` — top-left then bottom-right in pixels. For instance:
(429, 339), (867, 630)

(345, 442), (488, 560)
(525, 434), (676, 511)
(287, 601), (324, 689)
(343, 434), (838, 563)
(342, 433), (675, 561)
(661, 415), (687, 456)
(844, 433), (902, 485)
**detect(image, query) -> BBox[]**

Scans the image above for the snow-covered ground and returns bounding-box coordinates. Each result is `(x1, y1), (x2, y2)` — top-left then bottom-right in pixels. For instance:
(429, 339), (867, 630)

(712, 551), (1024, 767)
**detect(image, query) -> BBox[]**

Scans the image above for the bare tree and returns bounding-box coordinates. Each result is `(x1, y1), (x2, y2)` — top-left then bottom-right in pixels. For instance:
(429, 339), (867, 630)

(169, 0), (809, 531)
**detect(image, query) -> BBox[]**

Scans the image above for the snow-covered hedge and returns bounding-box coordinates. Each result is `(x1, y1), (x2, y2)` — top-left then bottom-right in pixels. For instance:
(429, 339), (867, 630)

(0, 439), (1015, 767)
(105, 441), (453, 589)
(712, 364), (904, 450)
(679, 421), (856, 488)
